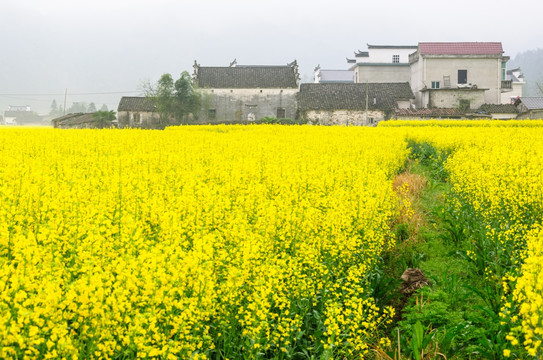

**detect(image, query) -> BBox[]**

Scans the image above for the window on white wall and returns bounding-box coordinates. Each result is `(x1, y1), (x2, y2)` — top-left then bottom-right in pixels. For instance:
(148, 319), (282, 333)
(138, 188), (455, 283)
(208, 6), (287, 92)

(431, 81), (440, 89)
(458, 70), (468, 84)
(392, 55), (400, 63)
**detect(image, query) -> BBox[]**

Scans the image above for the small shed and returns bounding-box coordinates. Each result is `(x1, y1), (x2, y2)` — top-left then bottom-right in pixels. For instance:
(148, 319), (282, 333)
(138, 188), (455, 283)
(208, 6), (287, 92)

(51, 113), (114, 129)
(475, 104), (518, 119)
(117, 97), (160, 128)
(514, 97), (543, 119)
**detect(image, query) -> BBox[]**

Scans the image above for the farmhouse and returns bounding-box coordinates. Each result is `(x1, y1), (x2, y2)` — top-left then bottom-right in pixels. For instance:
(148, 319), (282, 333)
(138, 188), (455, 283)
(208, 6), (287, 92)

(297, 82), (414, 126)
(193, 60), (299, 122)
(3, 105), (41, 125)
(409, 42), (510, 110)
(117, 97), (160, 128)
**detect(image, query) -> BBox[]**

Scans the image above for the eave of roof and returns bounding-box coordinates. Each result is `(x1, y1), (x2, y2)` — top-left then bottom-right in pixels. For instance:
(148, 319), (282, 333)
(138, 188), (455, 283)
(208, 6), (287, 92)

(367, 44), (418, 49)
(354, 63), (410, 67)
(421, 87), (489, 92)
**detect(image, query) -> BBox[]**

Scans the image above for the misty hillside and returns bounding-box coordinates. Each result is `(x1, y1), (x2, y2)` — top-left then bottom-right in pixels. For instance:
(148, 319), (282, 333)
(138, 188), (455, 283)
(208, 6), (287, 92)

(509, 48), (543, 96)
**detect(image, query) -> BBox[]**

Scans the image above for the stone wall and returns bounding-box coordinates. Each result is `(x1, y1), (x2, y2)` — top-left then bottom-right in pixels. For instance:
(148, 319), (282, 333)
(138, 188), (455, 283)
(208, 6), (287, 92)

(117, 111), (162, 128)
(301, 110), (385, 126)
(427, 89), (486, 110)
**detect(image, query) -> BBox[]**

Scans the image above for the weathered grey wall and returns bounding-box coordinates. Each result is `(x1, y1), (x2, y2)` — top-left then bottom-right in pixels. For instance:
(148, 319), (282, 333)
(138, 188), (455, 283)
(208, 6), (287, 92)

(302, 110), (385, 126)
(198, 89), (298, 122)
(428, 89), (486, 109)
(353, 65), (411, 83)
(117, 111), (161, 128)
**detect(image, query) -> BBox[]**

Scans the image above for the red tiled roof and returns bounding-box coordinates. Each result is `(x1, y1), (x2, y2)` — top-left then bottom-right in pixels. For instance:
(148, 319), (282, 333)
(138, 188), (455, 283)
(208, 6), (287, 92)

(419, 42), (503, 55)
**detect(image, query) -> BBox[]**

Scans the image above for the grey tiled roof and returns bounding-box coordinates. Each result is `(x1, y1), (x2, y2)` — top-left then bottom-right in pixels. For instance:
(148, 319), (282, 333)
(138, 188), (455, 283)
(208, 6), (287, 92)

(395, 108), (465, 117)
(52, 113), (97, 126)
(479, 104), (518, 114)
(518, 97), (543, 110)
(117, 97), (156, 112)
(298, 83), (414, 111)
(196, 66), (298, 89)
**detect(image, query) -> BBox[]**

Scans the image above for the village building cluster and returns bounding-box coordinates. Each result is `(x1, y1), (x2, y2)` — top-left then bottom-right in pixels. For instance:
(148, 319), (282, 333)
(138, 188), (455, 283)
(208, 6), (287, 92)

(47, 41), (543, 129)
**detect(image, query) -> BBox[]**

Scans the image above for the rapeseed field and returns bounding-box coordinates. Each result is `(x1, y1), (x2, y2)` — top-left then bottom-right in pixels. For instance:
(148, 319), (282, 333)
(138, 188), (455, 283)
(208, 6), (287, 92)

(0, 126), (406, 359)
(1, 122), (543, 359)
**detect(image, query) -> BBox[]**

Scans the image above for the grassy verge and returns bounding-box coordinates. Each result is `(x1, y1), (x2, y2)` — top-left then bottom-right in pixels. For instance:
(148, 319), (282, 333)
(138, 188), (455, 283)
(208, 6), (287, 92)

(375, 141), (511, 359)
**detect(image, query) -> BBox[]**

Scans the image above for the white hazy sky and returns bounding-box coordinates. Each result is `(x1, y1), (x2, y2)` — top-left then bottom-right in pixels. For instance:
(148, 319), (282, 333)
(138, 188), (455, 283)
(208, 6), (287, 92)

(1, 0), (542, 114)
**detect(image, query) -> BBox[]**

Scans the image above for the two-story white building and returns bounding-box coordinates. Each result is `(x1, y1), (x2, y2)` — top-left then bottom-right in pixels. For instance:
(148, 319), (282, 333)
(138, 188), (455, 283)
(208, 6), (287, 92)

(409, 42), (509, 109)
(347, 44), (418, 84)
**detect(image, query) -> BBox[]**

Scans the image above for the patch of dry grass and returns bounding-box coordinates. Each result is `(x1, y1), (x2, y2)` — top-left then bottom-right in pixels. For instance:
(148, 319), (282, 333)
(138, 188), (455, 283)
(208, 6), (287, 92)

(393, 170), (428, 242)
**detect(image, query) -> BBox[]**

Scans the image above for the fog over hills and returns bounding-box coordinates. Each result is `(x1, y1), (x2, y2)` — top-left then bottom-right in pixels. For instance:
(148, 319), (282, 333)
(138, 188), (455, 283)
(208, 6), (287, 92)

(509, 48), (543, 96)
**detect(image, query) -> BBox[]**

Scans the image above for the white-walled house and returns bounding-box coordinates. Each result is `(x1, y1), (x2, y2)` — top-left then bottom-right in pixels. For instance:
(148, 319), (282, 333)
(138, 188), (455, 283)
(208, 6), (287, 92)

(347, 44), (418, 84)
(193, 60), (299, 122)
(501, 67), (524, 104)
(409, 42), (509, 109)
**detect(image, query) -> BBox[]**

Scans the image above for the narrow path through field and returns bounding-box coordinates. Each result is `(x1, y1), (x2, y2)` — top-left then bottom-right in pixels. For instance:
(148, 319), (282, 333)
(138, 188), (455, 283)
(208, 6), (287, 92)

(382, 152), (503, 359)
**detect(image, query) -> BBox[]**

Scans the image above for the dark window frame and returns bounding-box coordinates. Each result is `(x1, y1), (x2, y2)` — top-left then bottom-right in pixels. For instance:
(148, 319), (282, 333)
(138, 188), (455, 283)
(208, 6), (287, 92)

(458, 70), (468, 84)
(459, 99), (470, 111)
(208, 109), (216, 120)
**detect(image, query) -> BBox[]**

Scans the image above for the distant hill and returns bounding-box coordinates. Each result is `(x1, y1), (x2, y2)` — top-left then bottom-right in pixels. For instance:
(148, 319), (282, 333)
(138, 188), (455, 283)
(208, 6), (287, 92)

(509, 48), (543, 96)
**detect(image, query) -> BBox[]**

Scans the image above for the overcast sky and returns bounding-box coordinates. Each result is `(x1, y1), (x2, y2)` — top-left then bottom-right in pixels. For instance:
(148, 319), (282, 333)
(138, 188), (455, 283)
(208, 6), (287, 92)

(1, 0), (542, 114)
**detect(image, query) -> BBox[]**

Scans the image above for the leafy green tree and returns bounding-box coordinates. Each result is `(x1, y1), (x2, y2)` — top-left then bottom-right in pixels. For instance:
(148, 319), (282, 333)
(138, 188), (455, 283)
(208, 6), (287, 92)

(100, 104), (108, 111)
(87, 102), (97, 113)
(92, 110), (116, 129)
(143, 71), (201, 128)
(174, 71), (201, 124)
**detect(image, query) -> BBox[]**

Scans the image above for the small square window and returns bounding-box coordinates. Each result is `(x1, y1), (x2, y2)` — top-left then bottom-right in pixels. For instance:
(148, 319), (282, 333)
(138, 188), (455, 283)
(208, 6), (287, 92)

(392, 55), (400, 63)
(276, 108), (286, 118)
(431, 81), (440, 89)
(208, 109), (216, 120)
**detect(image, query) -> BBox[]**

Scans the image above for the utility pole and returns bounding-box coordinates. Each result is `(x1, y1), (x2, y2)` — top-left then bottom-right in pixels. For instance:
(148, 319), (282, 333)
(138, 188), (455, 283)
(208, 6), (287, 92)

(63, 89), (67, 115)
(365, 81), (369, 126)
